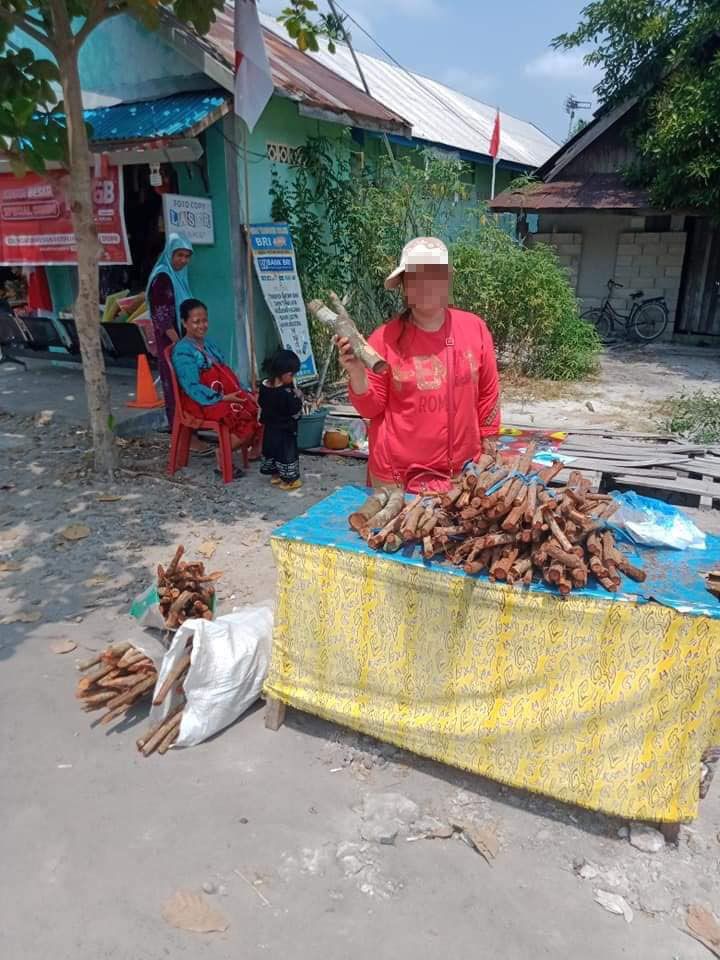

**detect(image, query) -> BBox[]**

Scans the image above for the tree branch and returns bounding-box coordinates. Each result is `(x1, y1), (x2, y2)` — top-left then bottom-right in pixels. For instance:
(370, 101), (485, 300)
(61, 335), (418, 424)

(75, 0), (128, 50)
(0, 6), (53, 50)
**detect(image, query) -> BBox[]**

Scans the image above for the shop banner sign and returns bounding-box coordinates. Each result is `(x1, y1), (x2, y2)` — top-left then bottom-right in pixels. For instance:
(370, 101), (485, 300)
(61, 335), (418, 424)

(163, 194), (214, 245)
(249, 223), (317, 381)
(0, 167), (130, 266)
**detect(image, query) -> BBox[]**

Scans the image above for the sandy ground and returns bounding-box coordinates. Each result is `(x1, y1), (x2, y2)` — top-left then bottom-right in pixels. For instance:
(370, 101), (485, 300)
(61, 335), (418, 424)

(1, 351), (720, 959)
(502, 342), (720, 431)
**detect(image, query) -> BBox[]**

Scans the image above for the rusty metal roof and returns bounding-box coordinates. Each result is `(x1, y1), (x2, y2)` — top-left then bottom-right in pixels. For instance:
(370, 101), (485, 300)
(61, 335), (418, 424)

(489, 173), (653, 212)
(163, 5), (410, 136)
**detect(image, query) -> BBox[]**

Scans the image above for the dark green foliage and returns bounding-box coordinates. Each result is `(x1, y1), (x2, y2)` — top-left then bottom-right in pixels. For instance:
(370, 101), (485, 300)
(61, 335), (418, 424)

(554, 0), (720, 211)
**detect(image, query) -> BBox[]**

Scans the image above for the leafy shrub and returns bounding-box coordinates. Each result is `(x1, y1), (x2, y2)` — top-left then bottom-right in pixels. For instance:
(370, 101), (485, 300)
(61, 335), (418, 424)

(664, 390), (720, 443)
(451, 228), (600, 380)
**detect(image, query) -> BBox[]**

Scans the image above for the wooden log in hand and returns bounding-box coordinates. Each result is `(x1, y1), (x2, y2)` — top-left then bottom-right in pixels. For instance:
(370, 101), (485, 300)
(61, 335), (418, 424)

(307, 293), (389, 375)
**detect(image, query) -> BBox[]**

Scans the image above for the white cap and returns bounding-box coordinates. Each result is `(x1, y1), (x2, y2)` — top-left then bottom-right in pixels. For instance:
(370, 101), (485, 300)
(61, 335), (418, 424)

(384, 236), (449, 289)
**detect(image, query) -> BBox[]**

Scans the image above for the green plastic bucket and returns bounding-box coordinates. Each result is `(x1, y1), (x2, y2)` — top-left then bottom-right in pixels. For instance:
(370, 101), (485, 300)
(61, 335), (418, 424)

(297, 408), (329, 450)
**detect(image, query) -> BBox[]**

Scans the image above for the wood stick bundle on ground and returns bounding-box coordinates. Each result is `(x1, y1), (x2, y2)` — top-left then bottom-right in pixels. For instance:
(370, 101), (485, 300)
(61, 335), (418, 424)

(136, 636), (194, 757)
(157, 545), (222, 629)
(348, 445), (645, 595)
(75, 643), (157, 726)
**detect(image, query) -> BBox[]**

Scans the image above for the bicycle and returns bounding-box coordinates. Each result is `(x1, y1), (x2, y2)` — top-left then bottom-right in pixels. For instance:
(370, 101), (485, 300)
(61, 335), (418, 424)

(582, 279), (669, 342)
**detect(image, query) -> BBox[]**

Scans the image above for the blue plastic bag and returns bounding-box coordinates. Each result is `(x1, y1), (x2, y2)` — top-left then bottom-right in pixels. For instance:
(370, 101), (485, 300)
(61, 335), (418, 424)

(611, 491), (706, 550)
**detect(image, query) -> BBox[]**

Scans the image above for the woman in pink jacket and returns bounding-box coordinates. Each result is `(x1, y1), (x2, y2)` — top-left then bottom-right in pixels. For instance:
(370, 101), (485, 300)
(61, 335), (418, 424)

(338, 237), (500, 493)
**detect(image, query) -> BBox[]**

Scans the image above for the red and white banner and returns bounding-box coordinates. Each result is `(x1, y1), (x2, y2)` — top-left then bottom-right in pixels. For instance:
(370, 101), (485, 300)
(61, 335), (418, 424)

(234, 0), (273, 132)
(0, 166), (130, 266)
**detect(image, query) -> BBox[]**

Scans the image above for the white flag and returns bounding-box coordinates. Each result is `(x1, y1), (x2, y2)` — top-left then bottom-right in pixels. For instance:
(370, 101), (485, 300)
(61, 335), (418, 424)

(234, 0), (273, 131)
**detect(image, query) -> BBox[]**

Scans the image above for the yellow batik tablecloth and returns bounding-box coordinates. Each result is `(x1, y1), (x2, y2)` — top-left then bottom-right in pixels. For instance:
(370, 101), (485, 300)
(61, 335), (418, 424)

(265, 488), (720, 822)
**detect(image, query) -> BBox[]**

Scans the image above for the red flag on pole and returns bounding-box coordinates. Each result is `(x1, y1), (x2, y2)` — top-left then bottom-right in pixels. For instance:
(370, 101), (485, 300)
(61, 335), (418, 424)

(489, 109), (501, 159)
(234, 0), (273, 132)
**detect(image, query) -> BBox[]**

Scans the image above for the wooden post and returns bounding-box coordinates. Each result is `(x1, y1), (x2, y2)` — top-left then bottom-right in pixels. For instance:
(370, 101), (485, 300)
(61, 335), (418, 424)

(241, 122), (257, 391)
(659, 821), (680, 845)
(264, 696), (286, 731)
(223, 114), (250, 385)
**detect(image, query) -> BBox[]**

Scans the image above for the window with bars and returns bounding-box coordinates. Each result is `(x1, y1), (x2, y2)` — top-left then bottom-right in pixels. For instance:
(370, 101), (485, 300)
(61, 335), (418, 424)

(266, 142), (303, 165)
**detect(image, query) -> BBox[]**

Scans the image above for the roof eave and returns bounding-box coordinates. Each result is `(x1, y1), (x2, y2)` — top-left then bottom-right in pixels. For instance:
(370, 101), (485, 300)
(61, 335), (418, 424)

(157, 14), (235, 92)
(295, 101), (410, 136)
(370, 131), (535, 171)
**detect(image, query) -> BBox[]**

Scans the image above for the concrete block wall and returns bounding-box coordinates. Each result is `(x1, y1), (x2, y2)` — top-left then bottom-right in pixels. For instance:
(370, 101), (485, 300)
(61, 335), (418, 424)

(610, 231), (687, 334)
(529, 232), (582, 291)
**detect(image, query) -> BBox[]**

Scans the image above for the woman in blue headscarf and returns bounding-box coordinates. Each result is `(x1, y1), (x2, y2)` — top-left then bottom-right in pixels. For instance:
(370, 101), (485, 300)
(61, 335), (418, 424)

(147, 233), (208, 452)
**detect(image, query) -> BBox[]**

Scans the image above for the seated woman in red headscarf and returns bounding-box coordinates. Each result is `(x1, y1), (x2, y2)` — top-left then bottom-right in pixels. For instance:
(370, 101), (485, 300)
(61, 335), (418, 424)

(172, 298), (261, 479)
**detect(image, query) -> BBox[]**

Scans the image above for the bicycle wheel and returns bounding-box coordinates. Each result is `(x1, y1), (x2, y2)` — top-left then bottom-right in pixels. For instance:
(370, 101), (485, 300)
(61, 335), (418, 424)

(632, 302), (668, 341)
(582, 307), (612, 339)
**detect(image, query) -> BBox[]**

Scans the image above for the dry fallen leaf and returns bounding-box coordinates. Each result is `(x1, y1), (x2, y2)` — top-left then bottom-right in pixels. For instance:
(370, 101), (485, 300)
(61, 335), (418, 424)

(61, 523), (91, 542)
(198, 540), (217, 559)
(687, 904), (720, 957)
(463, 824), (499, 864)
(594, 889), (633, 923)
(0, 561), (22, 573)
(50, 639), (77, 655)
(161, 890), (229, 934)
(83, 575), (110, 588)
(1, 610), (42, 624)
(96, 494), (122, 503)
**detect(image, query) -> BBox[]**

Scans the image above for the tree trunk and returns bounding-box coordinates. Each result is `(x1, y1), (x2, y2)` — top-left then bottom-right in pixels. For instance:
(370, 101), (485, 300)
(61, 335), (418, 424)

(50, 2), (116, 474)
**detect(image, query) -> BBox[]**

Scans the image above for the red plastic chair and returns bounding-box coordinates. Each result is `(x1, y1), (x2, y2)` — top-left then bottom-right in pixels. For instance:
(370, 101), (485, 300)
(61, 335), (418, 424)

(165, 345), (249, 484)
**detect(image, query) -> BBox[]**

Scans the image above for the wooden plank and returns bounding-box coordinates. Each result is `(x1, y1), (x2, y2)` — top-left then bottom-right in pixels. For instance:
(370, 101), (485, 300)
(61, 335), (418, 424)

(563, 450), (692, 469)
(679, 458), (720, 480)
(601, 470), (679, 482)
(564, 438), (707, 456)
(563, 443), (686, 457)
(612, 474), (720, 498)
(701, 476), (713, 512)
(564, 459), (678, 479)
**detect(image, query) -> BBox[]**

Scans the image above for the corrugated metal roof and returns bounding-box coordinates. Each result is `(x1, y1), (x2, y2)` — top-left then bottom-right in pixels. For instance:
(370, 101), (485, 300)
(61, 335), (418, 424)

(171, 5), (410, 135)
(259, 13), (557, 168)
(489, 174), (653, 212)
(85, 91), (229, 143)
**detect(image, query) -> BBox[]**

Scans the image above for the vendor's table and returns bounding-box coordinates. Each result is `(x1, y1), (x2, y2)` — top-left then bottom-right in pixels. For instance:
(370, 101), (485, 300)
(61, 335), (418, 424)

(264, 486), (720, 823)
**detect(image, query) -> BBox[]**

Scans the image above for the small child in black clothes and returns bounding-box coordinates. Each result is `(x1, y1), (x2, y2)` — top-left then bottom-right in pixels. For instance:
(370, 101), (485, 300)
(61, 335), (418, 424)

(258, 349), (303, 490)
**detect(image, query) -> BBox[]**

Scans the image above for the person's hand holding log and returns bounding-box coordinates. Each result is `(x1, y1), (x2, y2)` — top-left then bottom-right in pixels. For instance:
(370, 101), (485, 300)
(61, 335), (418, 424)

(335, 334), (370, 395)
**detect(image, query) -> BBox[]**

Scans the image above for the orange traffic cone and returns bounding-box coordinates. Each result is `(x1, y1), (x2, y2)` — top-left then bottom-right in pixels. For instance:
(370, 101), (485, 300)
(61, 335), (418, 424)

(127, 354), (164, 409)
